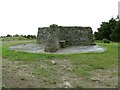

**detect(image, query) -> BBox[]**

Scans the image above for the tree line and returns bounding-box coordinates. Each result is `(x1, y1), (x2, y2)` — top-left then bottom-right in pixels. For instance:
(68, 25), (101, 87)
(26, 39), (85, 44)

(1, 34), (36, 39)
(94, 16), (120, 42)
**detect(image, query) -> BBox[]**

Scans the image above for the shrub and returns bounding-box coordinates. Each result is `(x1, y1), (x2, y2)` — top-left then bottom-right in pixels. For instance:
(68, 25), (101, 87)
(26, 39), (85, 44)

(103, 38), (110, 43)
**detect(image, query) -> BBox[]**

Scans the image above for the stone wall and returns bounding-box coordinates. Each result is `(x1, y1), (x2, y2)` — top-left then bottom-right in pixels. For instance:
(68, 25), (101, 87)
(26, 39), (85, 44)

(37, 24), (95, 52)
(44, 24), (60, 52)
(36, 27), (48, 44)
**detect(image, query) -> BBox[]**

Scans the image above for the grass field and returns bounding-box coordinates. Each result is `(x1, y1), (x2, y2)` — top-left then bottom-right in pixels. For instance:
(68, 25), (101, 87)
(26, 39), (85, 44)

(2, 40), (118, 88)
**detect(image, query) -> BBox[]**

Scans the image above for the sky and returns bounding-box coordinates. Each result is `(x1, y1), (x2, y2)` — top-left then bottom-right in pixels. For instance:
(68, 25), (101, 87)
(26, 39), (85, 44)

(0, 0), (119, 36)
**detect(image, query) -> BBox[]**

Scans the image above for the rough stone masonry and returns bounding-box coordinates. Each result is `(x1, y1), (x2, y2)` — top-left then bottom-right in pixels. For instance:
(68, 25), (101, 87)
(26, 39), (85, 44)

(37, 24), (95, 52)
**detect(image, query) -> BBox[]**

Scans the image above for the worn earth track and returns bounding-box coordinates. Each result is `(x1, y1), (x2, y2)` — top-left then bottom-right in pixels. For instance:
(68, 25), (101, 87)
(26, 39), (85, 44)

(2, 59), (80, 88)
(2, 58), (118, 88)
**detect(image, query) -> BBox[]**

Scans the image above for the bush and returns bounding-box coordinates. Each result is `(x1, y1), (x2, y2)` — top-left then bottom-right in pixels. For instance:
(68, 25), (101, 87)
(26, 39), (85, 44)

(103, 38), (110, 43)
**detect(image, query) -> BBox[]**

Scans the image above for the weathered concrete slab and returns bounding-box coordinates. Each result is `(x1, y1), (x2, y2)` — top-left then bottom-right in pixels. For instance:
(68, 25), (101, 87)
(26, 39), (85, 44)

(9, 43), (106, 54)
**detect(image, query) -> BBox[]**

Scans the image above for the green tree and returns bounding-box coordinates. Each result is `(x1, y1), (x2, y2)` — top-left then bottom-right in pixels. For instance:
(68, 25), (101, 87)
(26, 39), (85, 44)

(94, 17), (117, 40)
(97, 22), (111, 40)
(6, 34), (12, 37)
(13, 34), (19, 37)
(110, 20), (120, 42)
(108, 17), (117, 30)
(94, 31), (99, 40)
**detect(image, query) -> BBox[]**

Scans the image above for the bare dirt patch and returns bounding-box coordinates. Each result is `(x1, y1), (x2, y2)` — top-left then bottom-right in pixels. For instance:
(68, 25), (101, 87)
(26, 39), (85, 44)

(2, 59), (81, 88)
(2, 58), (118, 88)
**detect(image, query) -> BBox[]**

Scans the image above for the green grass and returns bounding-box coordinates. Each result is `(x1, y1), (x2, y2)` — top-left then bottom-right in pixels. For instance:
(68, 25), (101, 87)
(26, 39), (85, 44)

(2, 40), (118, 67)
(2, 40), (69, 61)
(2, 40), (118, 80)
(69, 42), (118, 76)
